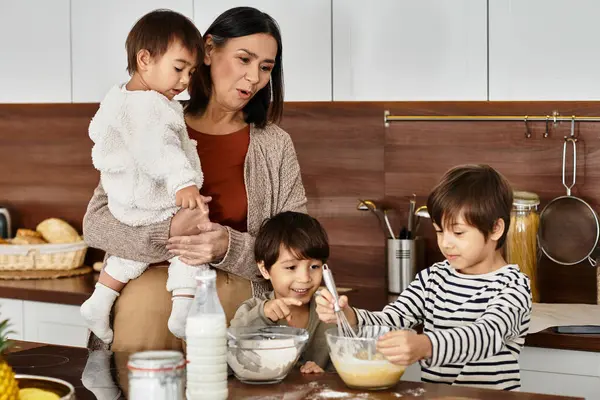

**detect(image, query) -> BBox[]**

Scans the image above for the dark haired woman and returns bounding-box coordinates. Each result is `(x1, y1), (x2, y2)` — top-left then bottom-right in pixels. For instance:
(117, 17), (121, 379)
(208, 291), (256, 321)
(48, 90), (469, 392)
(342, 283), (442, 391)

(83, 6), (307, 352)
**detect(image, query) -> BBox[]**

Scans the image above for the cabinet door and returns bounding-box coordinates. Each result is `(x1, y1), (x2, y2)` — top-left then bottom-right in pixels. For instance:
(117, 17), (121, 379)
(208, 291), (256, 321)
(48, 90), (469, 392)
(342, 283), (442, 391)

(332, 0), (487, 101)
(521, 370), (600, 399)
(402, 363), (421, 382)
(23, 301), (89, 347)
(0, 298), (24, 340)
(520, 346), (600, 398)
(193, 1), (332, 101)
(71, 0), (194, 103)
(489, 0), (600, 100)
(0, 0), (71, 103)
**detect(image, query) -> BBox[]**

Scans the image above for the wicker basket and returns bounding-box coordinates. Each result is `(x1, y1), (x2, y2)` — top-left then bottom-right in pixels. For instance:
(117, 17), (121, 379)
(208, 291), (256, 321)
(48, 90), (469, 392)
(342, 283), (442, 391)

(0, 241), (87, 271)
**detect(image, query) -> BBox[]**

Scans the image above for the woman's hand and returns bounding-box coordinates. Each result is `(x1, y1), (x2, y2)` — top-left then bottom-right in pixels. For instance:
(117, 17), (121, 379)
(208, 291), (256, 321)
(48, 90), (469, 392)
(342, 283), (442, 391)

(167, 222), (229, 265)
(168, 195), (211, 237)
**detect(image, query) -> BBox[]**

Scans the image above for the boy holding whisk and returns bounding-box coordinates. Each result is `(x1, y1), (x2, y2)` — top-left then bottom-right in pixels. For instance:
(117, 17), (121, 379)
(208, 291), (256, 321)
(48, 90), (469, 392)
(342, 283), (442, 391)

(316, 164), (532, 391)
(230, 211), (336, 373)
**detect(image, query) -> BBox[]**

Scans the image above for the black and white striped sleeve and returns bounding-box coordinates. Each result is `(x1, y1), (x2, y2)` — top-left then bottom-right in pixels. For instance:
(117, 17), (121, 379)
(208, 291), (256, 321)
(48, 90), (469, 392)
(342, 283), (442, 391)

(354, 268), (429, 329)
(423, 278), (532, 368)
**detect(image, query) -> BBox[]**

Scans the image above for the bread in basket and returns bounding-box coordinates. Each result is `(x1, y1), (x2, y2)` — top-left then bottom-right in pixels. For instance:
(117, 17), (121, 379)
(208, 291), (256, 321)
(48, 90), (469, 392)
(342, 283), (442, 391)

(0, 218), (87, 271)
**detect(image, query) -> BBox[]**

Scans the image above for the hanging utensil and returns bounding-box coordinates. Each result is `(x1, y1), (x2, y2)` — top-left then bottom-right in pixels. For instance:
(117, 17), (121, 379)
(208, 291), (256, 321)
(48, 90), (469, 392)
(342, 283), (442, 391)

(538, 118), (599, 266)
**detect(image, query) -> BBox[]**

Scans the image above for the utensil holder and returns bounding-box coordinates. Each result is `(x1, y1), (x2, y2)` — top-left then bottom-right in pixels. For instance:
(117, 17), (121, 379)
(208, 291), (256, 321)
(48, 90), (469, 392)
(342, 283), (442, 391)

(386, 238), (424, 294)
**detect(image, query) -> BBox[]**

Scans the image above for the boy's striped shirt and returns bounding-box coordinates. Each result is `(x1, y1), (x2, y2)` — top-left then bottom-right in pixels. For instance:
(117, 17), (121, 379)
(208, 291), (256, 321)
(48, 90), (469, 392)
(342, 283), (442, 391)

(355, 261), (532, 391)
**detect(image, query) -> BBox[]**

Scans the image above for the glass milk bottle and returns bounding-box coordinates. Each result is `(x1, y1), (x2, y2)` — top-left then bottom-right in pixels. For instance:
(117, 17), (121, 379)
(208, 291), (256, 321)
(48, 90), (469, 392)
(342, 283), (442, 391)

(185, 268), (228, 400)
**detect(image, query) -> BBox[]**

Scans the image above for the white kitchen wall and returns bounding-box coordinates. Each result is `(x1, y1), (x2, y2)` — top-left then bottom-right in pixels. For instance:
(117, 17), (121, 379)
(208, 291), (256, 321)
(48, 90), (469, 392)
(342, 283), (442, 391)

(193, 0), (332, 101)
(0, 0), (71, 103)
(332, 0), (488, 101)
(71, 0), (193, 103)
(489, 0), (600, 100)
(4, 1), (600, 103)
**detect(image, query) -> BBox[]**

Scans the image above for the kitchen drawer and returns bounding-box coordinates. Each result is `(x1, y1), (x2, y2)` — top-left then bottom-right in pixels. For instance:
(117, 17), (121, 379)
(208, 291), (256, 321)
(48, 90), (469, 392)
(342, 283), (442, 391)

(0, 298), (24, 340)
(521, 370), (600, 399)
(23, 301), (88, 348)
(521, 347), (600, 377)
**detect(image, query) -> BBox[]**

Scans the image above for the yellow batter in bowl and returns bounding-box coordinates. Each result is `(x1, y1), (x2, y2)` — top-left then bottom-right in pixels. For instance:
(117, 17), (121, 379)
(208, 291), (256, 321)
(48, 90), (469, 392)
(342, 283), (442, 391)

(326, 326), (414, 390)
(18, 388), (60, 400)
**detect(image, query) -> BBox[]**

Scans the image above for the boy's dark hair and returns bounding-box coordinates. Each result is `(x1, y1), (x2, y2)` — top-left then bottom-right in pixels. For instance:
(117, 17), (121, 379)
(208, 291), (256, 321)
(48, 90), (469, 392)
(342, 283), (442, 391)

(426, 164), (513, 249)
(186, 6), (284, 129)
(125, 9), (204, 75)
(255, 212), (329, 270)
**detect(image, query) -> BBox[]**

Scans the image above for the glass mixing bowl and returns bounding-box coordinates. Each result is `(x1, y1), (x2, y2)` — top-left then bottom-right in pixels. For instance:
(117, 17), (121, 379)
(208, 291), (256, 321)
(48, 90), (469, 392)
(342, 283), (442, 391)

(227, 325), (309, 384)
(326, 325), (415, 390)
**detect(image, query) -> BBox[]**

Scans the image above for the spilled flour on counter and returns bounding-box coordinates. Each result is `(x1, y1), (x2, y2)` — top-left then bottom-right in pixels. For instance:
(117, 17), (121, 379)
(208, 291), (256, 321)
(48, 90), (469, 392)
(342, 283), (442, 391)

(308, 390), (373, 399)
(314, 391), (352, 399)
(397, 387), (426, 397)
(303, 382), (375, 399)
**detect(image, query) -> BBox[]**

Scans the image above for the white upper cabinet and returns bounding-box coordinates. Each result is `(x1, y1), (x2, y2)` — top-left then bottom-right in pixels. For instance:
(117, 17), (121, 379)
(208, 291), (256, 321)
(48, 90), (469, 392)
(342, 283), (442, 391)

(489, 0), (600, 100)
(332, 0), (488, 101)
(0, 0), (71, 103)
(193, 1), (332, 101)
(71, 0), (194, 103)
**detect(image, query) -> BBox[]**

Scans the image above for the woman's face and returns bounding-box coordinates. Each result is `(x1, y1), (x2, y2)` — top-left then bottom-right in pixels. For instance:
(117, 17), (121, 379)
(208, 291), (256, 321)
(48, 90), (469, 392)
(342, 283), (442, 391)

(204, 33), (278, 112)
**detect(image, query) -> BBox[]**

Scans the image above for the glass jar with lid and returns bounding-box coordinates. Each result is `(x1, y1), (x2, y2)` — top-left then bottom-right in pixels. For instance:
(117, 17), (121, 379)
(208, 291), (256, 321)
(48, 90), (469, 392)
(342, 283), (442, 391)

(127, 350), (186, 400)
(505, 191), (540, 302)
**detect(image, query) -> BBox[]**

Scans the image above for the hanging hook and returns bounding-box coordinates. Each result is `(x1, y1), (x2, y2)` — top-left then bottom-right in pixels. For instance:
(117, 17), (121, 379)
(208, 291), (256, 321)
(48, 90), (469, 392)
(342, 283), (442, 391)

(570, 115), (576, 138)
(544, 115), (550, 138)
(562, 135), (577, 196)
(524, 116), (531, 138)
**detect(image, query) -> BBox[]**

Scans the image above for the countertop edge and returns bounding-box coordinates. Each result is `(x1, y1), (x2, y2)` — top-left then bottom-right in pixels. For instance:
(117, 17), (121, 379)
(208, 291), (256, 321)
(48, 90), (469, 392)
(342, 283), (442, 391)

(525, 329), (600, 353)
(0, 286), (87, 306)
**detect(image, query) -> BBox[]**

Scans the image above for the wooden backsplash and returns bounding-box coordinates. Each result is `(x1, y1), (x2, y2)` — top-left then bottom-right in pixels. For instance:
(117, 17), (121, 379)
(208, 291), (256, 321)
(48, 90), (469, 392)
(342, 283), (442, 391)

(1, 102), (599, 306)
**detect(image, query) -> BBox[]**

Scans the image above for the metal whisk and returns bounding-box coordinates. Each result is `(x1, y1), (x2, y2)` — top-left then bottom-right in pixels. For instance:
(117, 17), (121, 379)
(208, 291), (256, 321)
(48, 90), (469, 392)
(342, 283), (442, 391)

(322, 264), (357, 338)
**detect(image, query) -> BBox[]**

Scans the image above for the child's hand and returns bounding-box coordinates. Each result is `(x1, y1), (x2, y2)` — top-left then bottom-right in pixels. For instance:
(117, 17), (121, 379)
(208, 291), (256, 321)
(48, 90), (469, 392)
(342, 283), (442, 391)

(314, 288), (356, 325)
(376, 330), (432, 366)
(300, 361), (324, 374)
(176, 186), (204, 210)
(264, 297), (303, 322)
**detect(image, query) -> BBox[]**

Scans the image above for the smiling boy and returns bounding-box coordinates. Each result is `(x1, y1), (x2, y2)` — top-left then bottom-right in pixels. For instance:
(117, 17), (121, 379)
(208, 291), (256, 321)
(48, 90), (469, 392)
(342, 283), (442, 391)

(316, 164), (533, 391)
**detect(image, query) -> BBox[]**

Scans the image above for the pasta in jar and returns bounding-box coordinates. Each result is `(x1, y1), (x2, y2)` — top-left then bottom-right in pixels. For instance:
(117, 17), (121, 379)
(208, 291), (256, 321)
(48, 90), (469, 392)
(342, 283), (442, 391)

(506, 191), (540, 302)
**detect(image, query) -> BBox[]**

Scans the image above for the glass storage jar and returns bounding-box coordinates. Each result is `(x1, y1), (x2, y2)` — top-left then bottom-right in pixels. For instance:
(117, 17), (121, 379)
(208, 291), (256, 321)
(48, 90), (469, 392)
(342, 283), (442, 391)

(506, 191), (540, 302)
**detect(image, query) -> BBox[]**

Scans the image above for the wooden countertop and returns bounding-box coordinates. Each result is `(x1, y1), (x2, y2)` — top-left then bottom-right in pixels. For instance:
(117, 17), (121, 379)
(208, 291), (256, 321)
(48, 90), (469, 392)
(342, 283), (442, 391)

(8, 341), (582, 399)
(525, 328), (600, 352)
(0, 272), (97, 305)
(2, 274), (600, 354)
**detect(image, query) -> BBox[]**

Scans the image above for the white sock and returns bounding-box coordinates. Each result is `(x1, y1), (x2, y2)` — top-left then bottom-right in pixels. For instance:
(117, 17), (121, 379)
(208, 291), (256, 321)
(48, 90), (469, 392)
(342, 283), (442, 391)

(80, 283), (119, 344)
(81, 349), (122, 400)
(168, 289), (194, 339)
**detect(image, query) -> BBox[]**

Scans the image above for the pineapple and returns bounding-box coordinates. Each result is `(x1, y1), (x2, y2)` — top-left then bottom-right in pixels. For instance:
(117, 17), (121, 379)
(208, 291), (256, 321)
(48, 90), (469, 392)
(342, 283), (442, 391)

(0, 317), (19, 400)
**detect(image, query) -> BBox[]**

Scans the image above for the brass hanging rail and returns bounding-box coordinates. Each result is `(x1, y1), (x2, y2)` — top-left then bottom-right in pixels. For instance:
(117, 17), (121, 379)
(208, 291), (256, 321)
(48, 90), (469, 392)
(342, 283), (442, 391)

(383, 110), (600, 128)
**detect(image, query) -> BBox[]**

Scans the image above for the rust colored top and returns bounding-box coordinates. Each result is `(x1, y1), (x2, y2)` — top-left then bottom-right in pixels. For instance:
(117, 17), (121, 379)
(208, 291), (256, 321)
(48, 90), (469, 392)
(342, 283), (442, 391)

(188, 125), (250, 233)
